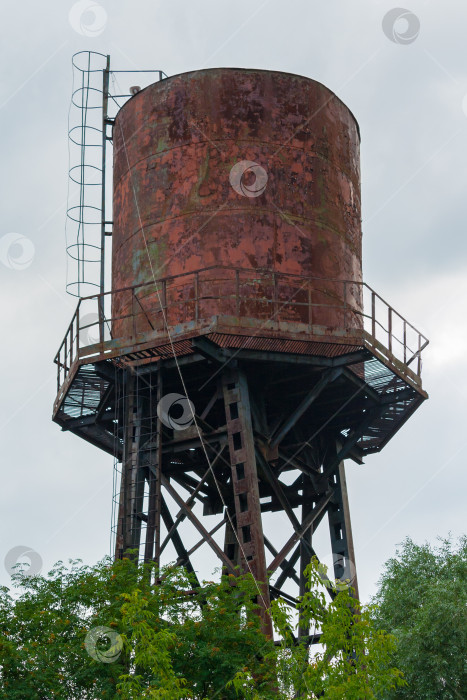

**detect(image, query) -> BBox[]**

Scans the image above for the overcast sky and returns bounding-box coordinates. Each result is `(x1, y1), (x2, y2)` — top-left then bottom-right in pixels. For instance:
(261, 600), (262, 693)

(1, 0), (466, 604)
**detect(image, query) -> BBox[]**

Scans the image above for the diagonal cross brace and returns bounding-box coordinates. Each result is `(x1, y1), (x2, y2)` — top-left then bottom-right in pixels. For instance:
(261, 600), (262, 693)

(267, 490), (333, 574)
(161, 475), (236, 575)
(181, 515), (229, 563)
(264, 536), (300, 586)
(160, 446), (226, 554)
(269, 368), (343, 448)
(160, 497), (199, 586)
(256, 448), (315, 561)
(320, 404), (388, 482)
(274, 543), (302, 589)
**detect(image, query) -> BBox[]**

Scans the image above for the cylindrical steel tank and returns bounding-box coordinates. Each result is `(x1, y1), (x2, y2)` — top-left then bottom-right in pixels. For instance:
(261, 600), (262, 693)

(112, 68), (362, 339)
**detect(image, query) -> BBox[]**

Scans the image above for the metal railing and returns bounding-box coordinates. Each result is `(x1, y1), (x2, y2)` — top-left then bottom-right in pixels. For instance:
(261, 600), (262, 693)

(54, 266), (428, 391)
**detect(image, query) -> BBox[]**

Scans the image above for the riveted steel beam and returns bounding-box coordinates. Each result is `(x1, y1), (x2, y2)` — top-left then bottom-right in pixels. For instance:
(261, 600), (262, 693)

(222, 367), (273, 637)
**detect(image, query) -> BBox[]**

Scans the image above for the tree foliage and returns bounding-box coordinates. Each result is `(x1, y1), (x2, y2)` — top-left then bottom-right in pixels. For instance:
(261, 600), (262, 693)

(371, 535), (467, 699)
(0, 555), (402, 698)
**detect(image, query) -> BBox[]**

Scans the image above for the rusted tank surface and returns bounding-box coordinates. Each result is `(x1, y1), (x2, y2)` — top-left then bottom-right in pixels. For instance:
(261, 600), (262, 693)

(112, 68), (362, 339)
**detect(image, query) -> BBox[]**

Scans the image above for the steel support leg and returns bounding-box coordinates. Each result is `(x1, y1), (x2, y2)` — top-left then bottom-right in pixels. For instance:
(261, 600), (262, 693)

(116, 371), (145, 558)
(298, 474), (315, 638)
(222, 368), (273, 638)
(223, 513), (240, 569)
(326, 446), (359, 599)
(141, 370), (162, 565)
(116, 368), (163, 564)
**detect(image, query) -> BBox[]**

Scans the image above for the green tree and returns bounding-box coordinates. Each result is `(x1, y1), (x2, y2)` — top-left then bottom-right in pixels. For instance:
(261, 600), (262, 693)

(0, 555), (402, 698)
(371, 535), (467, 699)
(232, 561), (404, 700)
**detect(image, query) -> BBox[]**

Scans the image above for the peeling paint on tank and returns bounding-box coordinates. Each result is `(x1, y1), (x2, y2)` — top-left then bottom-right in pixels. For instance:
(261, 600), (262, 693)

(112, 68), (362, 338)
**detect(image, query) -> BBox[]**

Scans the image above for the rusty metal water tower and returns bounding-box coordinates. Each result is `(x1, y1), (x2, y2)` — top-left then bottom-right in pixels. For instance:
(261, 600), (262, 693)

(54, 53), (428, 638)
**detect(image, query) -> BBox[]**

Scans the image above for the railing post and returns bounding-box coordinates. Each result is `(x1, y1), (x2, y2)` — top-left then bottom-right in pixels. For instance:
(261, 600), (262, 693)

(194, 271), (199, 323)
(403, 320), (407, 364)
(371, 292), (376, 339)
(388, 307), (392, 355)
(98, 296), (104, 346)
(418, 334), (422, 376)
(76, 304), (80, 359)
(132, 291), (136, 338)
